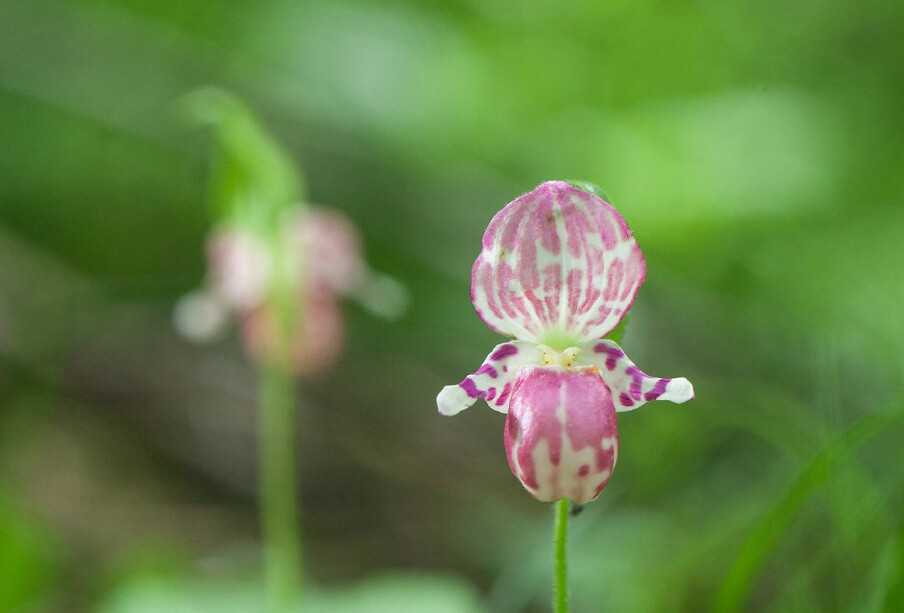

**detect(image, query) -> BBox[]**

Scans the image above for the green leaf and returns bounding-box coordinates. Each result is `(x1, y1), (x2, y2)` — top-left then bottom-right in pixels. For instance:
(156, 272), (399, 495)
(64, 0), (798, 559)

(0, 496), (56, 612)
(99, 572), (482, 613)
(713, 403), (904, 613)
(879, 512), (904, 612)
(184, 88), (304, 233)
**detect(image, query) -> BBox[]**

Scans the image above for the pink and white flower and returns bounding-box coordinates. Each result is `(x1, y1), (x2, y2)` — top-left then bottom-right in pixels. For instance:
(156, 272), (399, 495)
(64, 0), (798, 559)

(175, 205), (407, 375)
(437, 181), (693, 503)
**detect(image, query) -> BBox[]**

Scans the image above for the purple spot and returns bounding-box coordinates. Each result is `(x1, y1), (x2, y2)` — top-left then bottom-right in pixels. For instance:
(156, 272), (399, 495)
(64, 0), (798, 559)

(495, 382), (512, 406)
(625, 366), (643, 399)
(594, 343), (624, 371)
(603, 258), (625, 301)
(503, 365), (509, 372)
(644, 378), (670, 401)
(475, 364), (498, 378)
(459, 378), (481, 399)
(578, 464), (590, 477)
(619, 393), (634, 407)
(490, 343), (519, 361)
(486, 387), (497, 400)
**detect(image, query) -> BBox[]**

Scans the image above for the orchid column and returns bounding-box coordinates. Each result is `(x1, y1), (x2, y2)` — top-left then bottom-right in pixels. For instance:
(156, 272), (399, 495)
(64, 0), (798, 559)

(437, 181), (694, 612)
(176, 91), (406, 612)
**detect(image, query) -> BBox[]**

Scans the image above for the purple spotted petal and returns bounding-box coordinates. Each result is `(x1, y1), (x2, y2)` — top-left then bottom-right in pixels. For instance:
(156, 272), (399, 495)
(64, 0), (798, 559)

(504, 366), (618, 503)
(583, 340), (694, 412)
(470, 181), (646, 343)
(437, 341), (542, 416)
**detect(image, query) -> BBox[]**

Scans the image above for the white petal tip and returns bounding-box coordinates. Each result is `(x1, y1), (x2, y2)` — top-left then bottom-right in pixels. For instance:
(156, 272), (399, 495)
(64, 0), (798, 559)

(173, 291), (228, 342)
(437, 385), (474, 416)
(355, 272), (409, 320)
(667, 378), (695, 403)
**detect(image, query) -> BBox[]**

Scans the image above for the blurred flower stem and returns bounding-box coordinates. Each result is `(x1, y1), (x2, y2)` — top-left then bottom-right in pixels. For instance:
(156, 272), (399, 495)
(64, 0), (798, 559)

(554, 498), (570, 612)
(253, 168), (308, 610)
(259, 354), (302, 611)
(183, 88), (406, 611)
(184, 88), (308, 611)
(259, 246), (305, 611)
(259, 356), (304, 611)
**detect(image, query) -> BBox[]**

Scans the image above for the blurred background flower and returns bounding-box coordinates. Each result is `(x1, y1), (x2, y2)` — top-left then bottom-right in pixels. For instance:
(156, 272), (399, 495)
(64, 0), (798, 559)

(1, 0), (904, 611)
(176, 204), (406, 375)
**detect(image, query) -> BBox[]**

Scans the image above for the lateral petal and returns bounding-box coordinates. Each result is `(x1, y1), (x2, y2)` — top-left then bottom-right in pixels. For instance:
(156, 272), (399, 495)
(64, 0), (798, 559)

(582, 339), (694, 412)
(436, 341), (542, 415)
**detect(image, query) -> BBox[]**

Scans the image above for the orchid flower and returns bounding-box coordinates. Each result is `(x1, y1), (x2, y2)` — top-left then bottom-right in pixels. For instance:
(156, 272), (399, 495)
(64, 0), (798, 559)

(176, 205), (407, 375)
(437, 181), (694, 504)
(175, 89), (414, 610)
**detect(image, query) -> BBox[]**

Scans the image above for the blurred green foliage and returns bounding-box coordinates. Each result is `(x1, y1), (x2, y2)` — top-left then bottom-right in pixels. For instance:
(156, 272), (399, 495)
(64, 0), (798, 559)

(187, 88), (304, 229)
(2, 0), (904, 611)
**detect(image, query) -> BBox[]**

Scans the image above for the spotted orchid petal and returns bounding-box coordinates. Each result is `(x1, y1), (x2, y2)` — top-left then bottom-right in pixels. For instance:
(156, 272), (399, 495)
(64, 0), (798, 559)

(471, 181), (646, 344)
(581, 339), (694, 411)
(437, 341), (542, 416)
(505, 366), (618, 504)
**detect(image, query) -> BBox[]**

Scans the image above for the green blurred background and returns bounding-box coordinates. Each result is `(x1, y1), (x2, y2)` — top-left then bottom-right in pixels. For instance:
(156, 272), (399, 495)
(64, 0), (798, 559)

(2, 0), (904, 611)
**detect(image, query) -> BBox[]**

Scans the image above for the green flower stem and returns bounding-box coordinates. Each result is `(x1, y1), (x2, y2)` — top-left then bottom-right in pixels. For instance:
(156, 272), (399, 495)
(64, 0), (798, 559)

(196, 90), (310, 611)
(554, 498), (570, 613)
(259, 247), (305, 612)
(259, 358), (303, 611)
